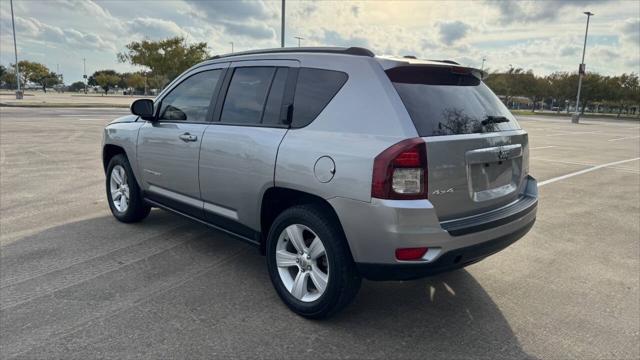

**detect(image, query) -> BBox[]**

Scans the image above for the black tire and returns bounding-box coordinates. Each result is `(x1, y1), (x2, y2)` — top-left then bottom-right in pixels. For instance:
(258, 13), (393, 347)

(106, 154), (150, 223)
(266, 204), (361, 319)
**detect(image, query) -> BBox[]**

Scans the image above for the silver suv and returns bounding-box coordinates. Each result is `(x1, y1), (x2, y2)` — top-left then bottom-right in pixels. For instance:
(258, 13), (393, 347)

(102, 47), (537, 318)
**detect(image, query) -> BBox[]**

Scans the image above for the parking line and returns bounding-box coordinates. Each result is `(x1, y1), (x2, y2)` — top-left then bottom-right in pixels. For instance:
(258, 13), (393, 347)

(539, 157), (640, 187)
(530, 146), (557, 150)
(546, 131), (598, 137)
(607, 135), (640, 142)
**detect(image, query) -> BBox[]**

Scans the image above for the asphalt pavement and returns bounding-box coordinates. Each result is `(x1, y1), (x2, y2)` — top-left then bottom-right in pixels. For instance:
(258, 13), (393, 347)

(1, 107), (638, 359)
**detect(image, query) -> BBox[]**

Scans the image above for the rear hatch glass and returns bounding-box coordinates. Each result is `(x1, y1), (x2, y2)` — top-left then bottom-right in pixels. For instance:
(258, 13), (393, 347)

(387, 66), (520, 136)
(387, 65), (528, 221)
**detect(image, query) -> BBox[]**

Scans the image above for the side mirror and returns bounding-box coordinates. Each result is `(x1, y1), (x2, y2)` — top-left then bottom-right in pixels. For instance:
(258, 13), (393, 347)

(131, 99), (155, 121)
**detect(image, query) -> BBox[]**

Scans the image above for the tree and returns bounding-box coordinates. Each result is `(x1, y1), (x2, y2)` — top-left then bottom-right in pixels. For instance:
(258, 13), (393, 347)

(123, 72), (146, 93)
(68, 81), (86, 92)
(1, 71), (17, 88)
(90, 70), (121, 95)
(117, 36), (209, 89)
(0, 65), (6, 79)
(89, 70), (122, 95)
(14, 61), (60, 92)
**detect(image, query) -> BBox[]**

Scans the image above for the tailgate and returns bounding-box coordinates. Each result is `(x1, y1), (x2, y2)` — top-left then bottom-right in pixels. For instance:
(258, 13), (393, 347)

(425, 131), (529, 221)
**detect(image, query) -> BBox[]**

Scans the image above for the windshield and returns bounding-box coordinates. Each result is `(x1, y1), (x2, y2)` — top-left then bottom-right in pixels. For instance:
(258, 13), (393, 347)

(387, 66), (520, 137)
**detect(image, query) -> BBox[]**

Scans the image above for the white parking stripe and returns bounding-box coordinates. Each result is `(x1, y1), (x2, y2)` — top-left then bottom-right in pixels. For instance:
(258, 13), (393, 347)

(607, 135), (640, 142)
(530, 146), (557, 150)
(539, 157), (640, 187)
(546, 131), (598, 137)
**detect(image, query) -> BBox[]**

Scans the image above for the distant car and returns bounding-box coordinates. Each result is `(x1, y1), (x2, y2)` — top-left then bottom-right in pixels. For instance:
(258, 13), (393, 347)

(102, 47), (538, 318)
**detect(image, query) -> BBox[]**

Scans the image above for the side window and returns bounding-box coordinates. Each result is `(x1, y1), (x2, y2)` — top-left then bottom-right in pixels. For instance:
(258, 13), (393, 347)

(158, 70), (222, 122)
(262, 68), (289, 126)
(220, 67), (275, 125)
(292, 68), (348, 128)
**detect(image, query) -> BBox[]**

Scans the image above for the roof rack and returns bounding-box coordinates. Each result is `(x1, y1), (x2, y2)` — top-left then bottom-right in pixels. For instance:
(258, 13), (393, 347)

(209, 46), (375, 60)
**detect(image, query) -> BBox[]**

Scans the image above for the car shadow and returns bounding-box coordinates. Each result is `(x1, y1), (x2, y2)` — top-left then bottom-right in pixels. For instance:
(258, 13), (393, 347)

(1, 210), (535, 359)
(326, 272), (535, 359)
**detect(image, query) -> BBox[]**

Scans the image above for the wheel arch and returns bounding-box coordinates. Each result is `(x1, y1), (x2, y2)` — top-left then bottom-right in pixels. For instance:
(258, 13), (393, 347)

(259, 187), (351, 258)
(102, 144), (127, 172)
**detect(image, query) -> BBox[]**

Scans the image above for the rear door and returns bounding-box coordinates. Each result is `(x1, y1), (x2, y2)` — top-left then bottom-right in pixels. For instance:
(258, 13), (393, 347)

(387, 65), (528, 221)
(137, 64), (226, 217)
(199, 60), (298, 237)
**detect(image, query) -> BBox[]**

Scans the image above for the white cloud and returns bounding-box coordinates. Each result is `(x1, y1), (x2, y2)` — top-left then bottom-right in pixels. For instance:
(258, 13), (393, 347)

(488, 0), (603, 24)
(0, 0), (638, 83)
(127, 17), (189, 40)
(616, 18), (640, 47)
(438, 21), (471, 45)
(6, 16), (115, 51)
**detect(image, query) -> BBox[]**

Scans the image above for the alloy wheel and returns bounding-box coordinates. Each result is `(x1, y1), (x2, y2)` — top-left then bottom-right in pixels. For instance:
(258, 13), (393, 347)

(275, 224), (329, 302)
(109, 165), (130, 212)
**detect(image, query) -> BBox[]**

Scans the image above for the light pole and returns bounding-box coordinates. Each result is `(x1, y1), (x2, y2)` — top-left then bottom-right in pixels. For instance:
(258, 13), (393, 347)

(10, 0), (22, 99)
(83, 58), (87, 94)
(572, 11), (594, 124)
(229, 41), (234, 53)
(281, 0), (285, 47)
(481, 57), (486, 72)
(294, 36), (304, 47)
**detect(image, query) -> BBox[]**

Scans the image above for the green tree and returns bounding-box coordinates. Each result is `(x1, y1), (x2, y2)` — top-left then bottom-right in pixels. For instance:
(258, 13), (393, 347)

(1, 68), (18, 89)
(89, 70), (121, 95)
(610, 73), (640, 117)
(68, 81), (86, 92)
(95, 73), (120, 95)
(14, 61), (60, 93)
(117, 36), (209, 88)
(123, 72), (146, 93)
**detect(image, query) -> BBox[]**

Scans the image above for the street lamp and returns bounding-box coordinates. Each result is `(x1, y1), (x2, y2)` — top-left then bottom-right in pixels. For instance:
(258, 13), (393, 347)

(281, 0), (285, 47)
(83, 58), (88, 94)
(9, 0), (22, 99)
(571, 11), (594, 124)
(294, 36), (304, 47)
(229, 41), (234, 53)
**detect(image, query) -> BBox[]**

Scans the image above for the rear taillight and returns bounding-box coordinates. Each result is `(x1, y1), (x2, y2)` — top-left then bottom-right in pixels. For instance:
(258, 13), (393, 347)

(372, 138), (428, 200)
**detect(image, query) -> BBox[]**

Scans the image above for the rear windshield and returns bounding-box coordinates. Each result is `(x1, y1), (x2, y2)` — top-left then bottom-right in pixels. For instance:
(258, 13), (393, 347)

(387, 66), (520, 137)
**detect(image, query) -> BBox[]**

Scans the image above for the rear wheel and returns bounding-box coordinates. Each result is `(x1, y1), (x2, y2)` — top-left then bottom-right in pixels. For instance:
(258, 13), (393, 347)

(106, 154), (150, 223)
(266, 204), (361, 319)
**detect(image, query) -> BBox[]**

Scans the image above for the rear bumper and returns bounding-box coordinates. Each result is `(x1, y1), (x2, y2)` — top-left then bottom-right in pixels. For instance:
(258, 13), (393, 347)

(356, 219), (534, 280)
(328, 175), (538, 280)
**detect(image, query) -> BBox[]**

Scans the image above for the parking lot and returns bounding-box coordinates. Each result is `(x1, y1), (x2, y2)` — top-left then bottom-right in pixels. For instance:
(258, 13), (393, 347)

(1, 107), (638, 359)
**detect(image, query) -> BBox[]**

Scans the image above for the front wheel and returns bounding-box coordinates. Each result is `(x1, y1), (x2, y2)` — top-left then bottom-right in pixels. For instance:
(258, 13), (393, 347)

(266, 204), (361, 319)
(106, 154), (150, 223)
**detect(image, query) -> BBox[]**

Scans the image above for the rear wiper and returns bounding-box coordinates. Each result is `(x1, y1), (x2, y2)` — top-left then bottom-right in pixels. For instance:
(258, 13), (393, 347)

(481, 115), (510, 126)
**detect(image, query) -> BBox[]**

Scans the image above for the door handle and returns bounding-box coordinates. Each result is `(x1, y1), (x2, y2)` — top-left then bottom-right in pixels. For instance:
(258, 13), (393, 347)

(179, 133), (198, 142)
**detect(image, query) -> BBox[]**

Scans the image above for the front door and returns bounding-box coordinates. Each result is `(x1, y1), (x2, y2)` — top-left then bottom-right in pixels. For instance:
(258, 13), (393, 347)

(137, 66), (226, 217)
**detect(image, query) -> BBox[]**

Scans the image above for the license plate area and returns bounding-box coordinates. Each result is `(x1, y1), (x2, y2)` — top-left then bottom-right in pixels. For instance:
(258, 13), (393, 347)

(466, 145), (522, 202)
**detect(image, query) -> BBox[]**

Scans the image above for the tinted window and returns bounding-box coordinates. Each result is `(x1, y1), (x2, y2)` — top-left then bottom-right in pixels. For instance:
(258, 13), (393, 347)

(387, 66), (520, 136)
(262, 68), (289, 126)
(159, 70), (221, 122)
(221, 67), (275, 125)
(292, 68), (348, 127)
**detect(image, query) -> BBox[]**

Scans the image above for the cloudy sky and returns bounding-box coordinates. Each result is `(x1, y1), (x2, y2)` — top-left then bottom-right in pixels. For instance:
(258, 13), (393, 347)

(1, 0), (638, 83)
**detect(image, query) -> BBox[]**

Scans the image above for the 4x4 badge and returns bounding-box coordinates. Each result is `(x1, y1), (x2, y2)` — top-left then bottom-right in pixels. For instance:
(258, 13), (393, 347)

(432, 188), (454, 195)
(498, 149), (510, 161)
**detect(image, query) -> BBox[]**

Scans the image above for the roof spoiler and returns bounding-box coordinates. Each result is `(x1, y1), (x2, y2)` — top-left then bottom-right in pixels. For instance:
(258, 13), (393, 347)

(210, 46), (375, 60)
